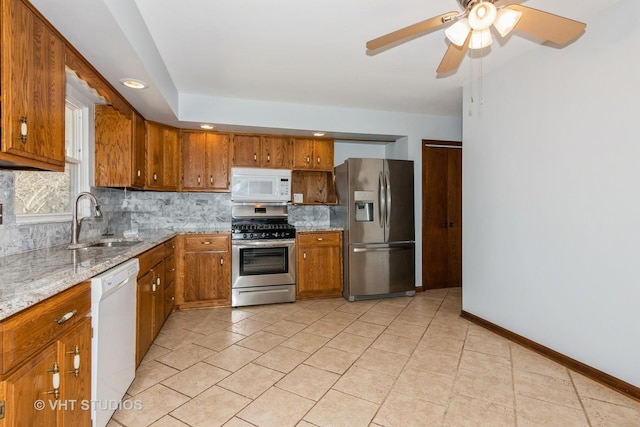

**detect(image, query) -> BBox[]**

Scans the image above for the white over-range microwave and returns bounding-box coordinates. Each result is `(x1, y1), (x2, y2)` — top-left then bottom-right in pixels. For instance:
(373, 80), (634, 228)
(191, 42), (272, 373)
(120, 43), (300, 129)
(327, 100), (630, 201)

(231, 168), (292, 203)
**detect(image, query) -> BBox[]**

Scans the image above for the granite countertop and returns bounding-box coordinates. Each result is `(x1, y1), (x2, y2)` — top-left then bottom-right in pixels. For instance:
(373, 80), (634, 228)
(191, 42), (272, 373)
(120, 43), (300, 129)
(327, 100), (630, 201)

(0, 228), (230, 321)
(295, 226), (343, 232)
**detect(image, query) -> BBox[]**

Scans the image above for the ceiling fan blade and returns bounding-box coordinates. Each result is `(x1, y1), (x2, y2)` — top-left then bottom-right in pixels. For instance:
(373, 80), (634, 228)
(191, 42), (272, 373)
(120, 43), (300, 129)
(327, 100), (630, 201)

(506, 5), (586, 45)
(437, 34), (470, 74)
(366, 11), (459, 51)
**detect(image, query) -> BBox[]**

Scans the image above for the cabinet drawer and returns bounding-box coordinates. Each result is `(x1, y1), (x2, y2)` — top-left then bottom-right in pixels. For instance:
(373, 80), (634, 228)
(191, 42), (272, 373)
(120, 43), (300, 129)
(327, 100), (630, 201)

(183, 234), (229, 251)
(165, 254), (176, 286)
(138, 243), (165, 273)
(298, 231), (342, 246)
(164, 238), (176, 257)
(1, 282), (91, 375)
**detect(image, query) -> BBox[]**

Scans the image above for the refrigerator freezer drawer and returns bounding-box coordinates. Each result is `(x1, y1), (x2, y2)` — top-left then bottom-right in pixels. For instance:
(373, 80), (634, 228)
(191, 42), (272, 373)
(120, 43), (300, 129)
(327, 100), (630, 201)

(345, 242), (415, 300)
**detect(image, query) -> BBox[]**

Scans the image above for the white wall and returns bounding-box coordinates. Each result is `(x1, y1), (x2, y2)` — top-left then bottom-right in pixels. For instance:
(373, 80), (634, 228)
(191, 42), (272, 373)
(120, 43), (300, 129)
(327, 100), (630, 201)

(334, 141), (388, 166)
(462, 1), (640, 387)
(179, 95), (462, 286)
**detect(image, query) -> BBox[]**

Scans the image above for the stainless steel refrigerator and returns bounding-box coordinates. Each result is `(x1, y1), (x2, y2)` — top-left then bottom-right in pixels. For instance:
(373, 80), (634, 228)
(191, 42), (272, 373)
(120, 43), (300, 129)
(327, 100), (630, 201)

(331, 158), (416, 301)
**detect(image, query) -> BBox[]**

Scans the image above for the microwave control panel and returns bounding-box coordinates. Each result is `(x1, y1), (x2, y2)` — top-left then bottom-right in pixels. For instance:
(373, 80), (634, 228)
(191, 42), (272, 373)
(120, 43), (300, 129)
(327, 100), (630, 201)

(279, 178), (290, 196)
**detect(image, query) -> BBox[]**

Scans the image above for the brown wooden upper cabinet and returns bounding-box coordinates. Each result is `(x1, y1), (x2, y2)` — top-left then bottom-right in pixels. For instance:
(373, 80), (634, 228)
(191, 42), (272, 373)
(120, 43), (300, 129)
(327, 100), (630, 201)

(232, 134), (291, 168)
(292, 138), (334, 171)
(0, 0), (66, 171)
(181, 131), (230, 191)
(146, 121), (179, 191)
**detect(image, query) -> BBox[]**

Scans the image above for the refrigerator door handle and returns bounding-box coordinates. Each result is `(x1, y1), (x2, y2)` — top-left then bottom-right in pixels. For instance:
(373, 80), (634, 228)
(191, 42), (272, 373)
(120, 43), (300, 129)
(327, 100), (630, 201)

(378, 171), (385, 229)
(353, 246), (407, 253)
(385, 170), (391, 228)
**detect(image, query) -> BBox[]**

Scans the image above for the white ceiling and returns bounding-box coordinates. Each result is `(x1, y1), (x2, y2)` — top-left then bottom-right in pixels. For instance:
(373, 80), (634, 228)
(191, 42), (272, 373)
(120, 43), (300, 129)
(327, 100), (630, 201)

(30, 0), (611, 137)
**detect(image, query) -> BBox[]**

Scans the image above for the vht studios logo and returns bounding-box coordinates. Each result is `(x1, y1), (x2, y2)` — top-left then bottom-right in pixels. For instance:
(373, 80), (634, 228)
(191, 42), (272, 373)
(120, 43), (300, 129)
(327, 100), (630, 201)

(33, 399), (143, 411)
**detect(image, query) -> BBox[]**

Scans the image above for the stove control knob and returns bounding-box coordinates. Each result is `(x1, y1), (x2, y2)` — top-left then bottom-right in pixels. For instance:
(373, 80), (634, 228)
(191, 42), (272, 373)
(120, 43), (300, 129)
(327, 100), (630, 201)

(243, 233), (248, 239)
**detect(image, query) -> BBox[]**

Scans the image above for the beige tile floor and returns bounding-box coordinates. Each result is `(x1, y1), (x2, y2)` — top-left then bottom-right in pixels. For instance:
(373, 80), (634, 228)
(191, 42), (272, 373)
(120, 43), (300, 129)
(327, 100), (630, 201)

(109, 288), (640, 426)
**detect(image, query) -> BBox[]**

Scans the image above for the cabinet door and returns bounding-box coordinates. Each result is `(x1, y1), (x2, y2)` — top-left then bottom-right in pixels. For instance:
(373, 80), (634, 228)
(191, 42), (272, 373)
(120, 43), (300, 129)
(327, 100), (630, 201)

(146, 122), (164, 189)
(132, 112), (147, 188)
(232, 135), (261, 167)
(183, 251), (230, 304)
(205, 133), (230, 190)
(162, 127), (180, 190)
(136, 269), (155, 366)
(313, 139), (334, 171)
(1, 0), (65, 171)
(95, 105), (133, 187)
(58, 317), (92, 427)
(292, 139), (315, 169)
(181, 131), (207, 189)
(1, 343), (59, 426)
(297, 244), (342, 298)
(261, 136), (291, 168)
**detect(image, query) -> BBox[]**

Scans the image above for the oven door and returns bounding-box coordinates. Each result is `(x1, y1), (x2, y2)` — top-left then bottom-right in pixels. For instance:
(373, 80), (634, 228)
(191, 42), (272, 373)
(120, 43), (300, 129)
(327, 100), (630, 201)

(231, 239), (296, 288)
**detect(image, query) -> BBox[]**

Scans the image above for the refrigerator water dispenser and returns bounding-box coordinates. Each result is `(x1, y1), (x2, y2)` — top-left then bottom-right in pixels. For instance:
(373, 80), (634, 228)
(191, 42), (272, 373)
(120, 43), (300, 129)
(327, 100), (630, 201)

(354, 191), (375, 222)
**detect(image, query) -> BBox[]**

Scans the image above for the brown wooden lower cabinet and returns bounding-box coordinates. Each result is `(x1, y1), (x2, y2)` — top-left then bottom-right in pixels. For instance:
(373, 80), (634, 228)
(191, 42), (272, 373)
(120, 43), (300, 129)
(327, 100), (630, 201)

(0, 282), (92, 426)
(177, 234), (231, 309)
(136, 238), (175, 366)
(296, 231), (343, 299)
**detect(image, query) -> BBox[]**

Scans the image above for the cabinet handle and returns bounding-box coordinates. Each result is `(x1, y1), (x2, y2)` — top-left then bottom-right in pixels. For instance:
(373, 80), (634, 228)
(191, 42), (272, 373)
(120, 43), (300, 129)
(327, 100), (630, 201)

(137, 169), (141, 177)
(197, 176), (201, 184)
(303, 252), (307, 260)
(55, 309), (77, 325)
(253, 153), (257, 162)
(18, 116), (28, 143)
(168, 296), (175, 302)
(317, 237), (324, 241)
(220, 257), (224, 266)
(157, 276), (161, 287)
(202, 241), (212, 245)
(152, 282), (157, 293)
(317, 156), (321, 164)
(210, 176), (214, 185)
(67, 345), (81, 377)
(45, 362), (60, 400)
(267, 153), (271, 162)
(168, 268), (176, 272)
(153, 172), (158, 182)
(306, 155), (310, 164)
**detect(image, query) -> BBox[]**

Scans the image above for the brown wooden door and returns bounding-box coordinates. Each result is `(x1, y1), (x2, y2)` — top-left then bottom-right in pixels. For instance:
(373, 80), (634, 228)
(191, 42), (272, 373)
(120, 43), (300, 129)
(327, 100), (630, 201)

(205, 133), (230, 189)
(1, 0), (66, 171)
(132, 112), (147, 188)
(422, 141), (462, 289)
(2, 343), (59, 426)
(232, 134), (261, 167)
(146, 122), (163, 189)
(181, 131), (207, 189)
(261, 136), (291, 168)
(136, 269), (155, 366)
(95, 105), (133, 187)
(162, 128), (180, 190)
(183, 251), (230, 303)
(313, 139), (334, 171)
(58, 317), (92, 427)
(292, 138), (315, 169)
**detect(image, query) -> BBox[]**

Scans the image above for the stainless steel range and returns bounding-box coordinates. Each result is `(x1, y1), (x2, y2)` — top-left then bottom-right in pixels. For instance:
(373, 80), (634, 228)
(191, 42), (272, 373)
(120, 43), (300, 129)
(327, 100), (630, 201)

(231, 204), (296, 307)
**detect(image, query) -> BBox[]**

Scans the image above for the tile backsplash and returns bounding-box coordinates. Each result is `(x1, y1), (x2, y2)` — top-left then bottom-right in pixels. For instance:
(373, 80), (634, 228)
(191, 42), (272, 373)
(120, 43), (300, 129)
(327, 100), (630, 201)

(0, 172), (330, 257)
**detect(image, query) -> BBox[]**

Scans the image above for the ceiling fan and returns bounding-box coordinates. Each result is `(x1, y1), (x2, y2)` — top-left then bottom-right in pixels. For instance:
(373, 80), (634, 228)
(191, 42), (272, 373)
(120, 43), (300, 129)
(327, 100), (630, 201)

(366, 0), (587, 74)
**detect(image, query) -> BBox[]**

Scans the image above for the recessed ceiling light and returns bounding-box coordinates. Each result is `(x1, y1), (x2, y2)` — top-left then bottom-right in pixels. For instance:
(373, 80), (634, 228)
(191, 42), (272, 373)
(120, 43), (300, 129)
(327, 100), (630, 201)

(313, 132), (325, 137)
(200, 124), (215, 130)
(119, 78), (148, 89)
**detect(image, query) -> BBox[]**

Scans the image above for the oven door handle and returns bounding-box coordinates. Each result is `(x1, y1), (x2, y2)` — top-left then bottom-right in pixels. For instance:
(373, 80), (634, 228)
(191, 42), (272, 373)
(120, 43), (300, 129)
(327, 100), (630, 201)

(232, 239), (295, 248)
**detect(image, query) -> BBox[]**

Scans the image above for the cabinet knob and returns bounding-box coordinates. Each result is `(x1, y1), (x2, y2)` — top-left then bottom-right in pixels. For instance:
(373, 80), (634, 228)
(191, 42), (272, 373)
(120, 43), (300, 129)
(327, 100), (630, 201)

(18, 116), (28, 144)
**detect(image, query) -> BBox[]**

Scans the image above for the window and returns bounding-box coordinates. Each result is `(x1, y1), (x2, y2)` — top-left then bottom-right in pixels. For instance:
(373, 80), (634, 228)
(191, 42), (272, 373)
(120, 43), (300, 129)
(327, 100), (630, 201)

(15, 97), (91, 223)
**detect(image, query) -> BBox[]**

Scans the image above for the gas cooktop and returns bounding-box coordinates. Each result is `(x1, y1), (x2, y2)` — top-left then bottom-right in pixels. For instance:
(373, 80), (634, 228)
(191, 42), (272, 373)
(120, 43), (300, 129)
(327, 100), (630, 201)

(231, 222), (296, 240)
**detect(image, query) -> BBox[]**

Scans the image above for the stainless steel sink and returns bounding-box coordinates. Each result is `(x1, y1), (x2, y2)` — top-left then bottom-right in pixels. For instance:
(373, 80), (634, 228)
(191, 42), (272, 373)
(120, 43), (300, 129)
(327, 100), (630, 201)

(68, 239), (143, 250)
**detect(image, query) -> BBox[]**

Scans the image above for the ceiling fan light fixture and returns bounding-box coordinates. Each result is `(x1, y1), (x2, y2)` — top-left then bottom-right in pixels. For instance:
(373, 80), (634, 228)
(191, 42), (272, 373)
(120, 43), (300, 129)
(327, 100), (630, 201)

(468, 2), (497, 31)
(445, 18), (471, 46)
(493, 7), (522, 37)
(469, 28), (493, 49)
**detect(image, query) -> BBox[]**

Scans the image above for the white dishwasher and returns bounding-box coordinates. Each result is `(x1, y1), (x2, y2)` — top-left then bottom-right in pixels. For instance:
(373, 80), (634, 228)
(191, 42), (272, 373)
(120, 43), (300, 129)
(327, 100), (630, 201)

(91, 258), (139, 427)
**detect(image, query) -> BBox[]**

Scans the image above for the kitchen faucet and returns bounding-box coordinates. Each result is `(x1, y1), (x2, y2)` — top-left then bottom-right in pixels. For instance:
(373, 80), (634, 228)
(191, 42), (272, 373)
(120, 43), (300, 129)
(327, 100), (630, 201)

(70, 192), (102, 246)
